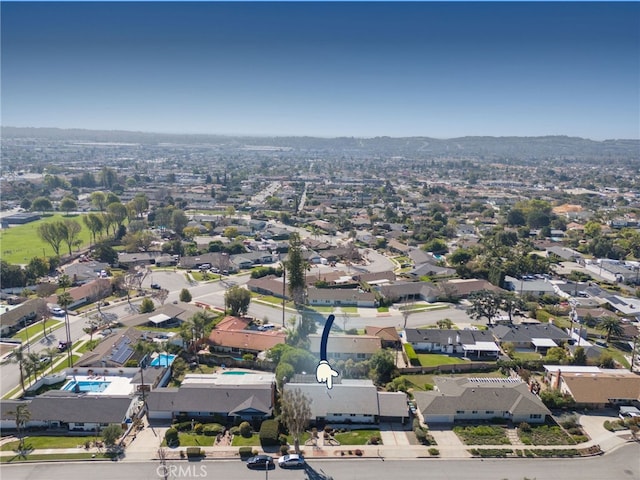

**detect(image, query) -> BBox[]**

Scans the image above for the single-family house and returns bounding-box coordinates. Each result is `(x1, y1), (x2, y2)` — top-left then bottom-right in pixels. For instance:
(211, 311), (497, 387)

(2, 391), (139, 432)
(283, 379), (408, 424)
(504, 276), (557, 297)
(306, 287), (377, 308)
(208, 326), (286, 356)
(147, 381), (275, 423)
(365, 326), (401, 349)
(63, 262), (111, 284)
(0, 298), (47, 337)
(490, 323), (571, 353)
(404, 328), (501, 358)
(548, 367), (640, 408)
(438, 279), (504, 299)
(308, 334), (381, 362)
(414, 377), (551, 424)
(247, 275), (289, 299)
(375, 281), (439, 303)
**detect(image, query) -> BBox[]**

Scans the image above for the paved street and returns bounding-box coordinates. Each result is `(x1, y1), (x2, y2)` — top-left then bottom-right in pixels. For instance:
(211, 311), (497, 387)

(2, 443), (639, 480)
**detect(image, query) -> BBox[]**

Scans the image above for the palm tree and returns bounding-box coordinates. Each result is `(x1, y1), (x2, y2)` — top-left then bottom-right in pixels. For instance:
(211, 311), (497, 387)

(11, 346), (27, 395)
(26, 352), (42, 382)
(9, 404), (31, 452)
(57, 291), (74, 367)
(598, 316), (624, 343)
(45, 347), (60, 374)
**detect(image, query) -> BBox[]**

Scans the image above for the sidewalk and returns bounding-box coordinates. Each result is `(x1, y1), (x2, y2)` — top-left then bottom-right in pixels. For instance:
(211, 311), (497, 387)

(1, 418), (634, 462)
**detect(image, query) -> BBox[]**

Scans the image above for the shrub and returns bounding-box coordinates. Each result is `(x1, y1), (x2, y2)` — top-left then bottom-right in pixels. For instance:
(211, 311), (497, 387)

(279, 445), (290, 455)
(238, 446), (253, 459)
(239, 421), (252, 438)
(186, 447), (203, 458)
(428, 448), (440, 456)
(368, 435), (381, 445)
(165, 427), (179, 447)
(229, 426), (241, 436)
(354, 449), (363, 456)
(414, 428), (427, 444)
(259, 419), (280, 446)
(278, 434), (288, 445)
(202, 423), (225, 436)
(519, 422), (531, 432)
(403, 343), (420, 366)
(193, 423), (203, 435)
(179, 288), (192, 302)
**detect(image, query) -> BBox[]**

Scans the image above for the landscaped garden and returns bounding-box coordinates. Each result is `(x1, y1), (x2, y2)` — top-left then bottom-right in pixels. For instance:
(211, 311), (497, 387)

(517, 422), (577, 445)
(453, 425), (511, 445)
(332, 429), (382, 446)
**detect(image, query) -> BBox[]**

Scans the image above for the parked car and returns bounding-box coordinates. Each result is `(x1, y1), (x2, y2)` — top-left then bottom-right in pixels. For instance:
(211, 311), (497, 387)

(246, 455), (274, 470)
(278, 454), (305, 469)
(150, 283), (161, 290)
(50, 307), (65, 317)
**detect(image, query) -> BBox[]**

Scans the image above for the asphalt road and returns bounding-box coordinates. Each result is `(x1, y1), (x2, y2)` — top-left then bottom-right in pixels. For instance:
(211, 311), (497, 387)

(3, 443), (639, 480)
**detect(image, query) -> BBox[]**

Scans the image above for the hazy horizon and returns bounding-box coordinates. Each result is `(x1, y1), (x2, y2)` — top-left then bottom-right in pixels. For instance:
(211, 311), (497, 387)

(2, 2), (639, 140)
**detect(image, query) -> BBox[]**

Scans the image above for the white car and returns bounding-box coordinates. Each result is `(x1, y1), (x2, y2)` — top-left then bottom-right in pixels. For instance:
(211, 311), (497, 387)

(50, 307), (65, 317)
(278, 454), (305, 469)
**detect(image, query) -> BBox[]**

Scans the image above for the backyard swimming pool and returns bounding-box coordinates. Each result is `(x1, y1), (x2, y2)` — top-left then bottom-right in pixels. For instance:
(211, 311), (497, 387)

(63, 380), (111, 393)
(150, 353), (177, 367)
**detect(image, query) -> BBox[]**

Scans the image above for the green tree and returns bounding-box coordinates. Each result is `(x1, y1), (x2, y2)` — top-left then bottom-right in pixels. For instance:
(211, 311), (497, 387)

(59, 196), (77, 215)
(37, 221), (66, 257)
(93, 242), (118, 265)
(286, 232), (306, 305)
(31, 196), (53, 212)
(61, 219), (82, 255)
(179, 288), (192, 302)
(224, 285), (251, 316)
(598, 316), (624, 342)
(572, 346), (587, 366)
(140, 297), (155, 314)
(101, 424), (123, 448)
(436, 318), (453, 329)
(544, 346), (568, 364)
(11, 346), (27, 395)
(499, 292), (526, 323)
(368, 348), (398, 385)
(468, 290), (502, 325)
(83, 213), (104, 245)
(106, 202), (128, 229)
(57, 291), (74, 367)
(9, 404), (31, 451)
(90, 191), (107, 211)
(279, 388), (311, 454)
(25, 257), (49, 281)
(171, 209), (188, 235)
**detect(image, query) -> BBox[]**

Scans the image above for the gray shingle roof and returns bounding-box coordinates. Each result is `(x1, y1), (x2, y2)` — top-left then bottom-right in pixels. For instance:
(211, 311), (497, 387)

(490, 324), (570, 343)
(28, 392), (135, 424)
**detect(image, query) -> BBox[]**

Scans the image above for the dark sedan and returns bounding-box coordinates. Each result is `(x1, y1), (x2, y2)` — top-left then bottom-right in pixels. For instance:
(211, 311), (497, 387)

(246, 455), (274, 470)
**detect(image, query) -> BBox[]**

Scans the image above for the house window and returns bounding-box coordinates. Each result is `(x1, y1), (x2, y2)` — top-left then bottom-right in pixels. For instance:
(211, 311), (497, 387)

(485, 411), (494, 414)
(350, 414), (357, 417)
(356, 353), (366, 359)
(75, 422), (84, 426)
(530, 414), (542, 419)
(472, 410), (478, 414)
(456, 410), (465, 414)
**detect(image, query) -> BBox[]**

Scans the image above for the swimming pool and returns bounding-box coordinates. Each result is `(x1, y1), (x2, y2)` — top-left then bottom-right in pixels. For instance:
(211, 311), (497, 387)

(222, 371), (249, 375)
(63, 380), (111, 393)
(150, 353), (176, 367)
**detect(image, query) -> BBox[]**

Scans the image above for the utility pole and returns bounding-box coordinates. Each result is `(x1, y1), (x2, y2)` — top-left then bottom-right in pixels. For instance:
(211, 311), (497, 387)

(631, 335), (639, 372)
(282, 264), (286, 328)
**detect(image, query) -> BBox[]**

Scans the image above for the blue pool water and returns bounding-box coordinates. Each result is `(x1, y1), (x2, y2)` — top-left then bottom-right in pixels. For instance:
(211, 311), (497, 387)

(150, 353), (176, 367)
(222, 371), (249, 375)
(63, 380), (111, 393)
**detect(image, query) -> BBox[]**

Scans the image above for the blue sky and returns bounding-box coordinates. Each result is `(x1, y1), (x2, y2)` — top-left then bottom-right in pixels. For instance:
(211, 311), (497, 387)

(2, 2), (639, 140)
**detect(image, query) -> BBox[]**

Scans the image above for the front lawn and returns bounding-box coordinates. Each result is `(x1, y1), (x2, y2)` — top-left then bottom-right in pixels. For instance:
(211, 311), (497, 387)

(231, 433), (260, 446)
(453, 425), (511, 445)
(510, 351), (542, 361)
(12, 320), (63, 343)
(416, 354), (470, 367)
(518, 424), (576, 445)
(333, 429), (381, 445)
(1, 452), (116, 463)
(1, 435), (103, 451)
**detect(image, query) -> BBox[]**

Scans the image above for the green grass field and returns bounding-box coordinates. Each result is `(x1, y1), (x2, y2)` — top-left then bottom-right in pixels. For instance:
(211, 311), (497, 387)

(333, 429), (381, 445)
(0, 214), (93, 264)
(416, 353), (470, 367)
(1, 435), (103, 451)
(12, 320), (63, 343)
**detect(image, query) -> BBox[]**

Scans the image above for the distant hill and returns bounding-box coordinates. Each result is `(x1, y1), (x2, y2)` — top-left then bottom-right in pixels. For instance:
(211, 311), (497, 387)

(2, 126), (638, 161)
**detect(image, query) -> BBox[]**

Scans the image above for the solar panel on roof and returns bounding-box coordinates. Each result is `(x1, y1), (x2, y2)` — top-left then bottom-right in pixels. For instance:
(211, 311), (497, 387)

(111, 346), (133, 365)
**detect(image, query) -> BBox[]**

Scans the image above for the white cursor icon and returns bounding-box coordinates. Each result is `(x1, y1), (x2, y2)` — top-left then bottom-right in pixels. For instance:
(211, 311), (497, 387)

(316, 360), (339, 389)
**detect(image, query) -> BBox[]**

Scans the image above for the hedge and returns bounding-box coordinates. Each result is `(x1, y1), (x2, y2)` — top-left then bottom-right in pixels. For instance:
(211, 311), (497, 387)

(239, 446), (254, 458)
(403, 343), (420, 366)
(259, 419), (280, 446)
(203, 423), (225, 436)
(186, 447), (203, 458)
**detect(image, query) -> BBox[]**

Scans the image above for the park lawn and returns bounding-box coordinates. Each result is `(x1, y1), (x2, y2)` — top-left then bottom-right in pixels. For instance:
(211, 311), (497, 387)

(333, 429), (381, 446)
(231, 433), (260, 447)
(0, 213), (93, 264)
(12, 320), (63, 342)
(1, 435), (103, 451)
(416, 354), (470, 367)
